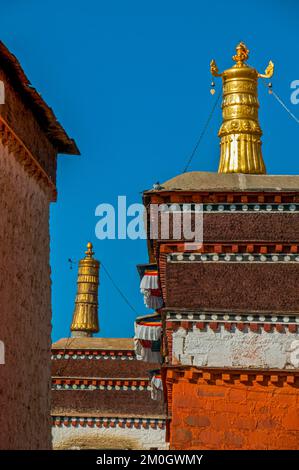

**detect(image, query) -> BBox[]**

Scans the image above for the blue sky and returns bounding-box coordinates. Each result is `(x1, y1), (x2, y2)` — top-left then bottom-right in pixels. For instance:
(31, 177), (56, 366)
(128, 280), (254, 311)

(1, 1), (299, 341)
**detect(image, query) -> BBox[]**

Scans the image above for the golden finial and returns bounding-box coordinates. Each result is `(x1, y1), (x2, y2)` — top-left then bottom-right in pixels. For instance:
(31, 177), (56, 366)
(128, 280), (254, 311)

(210, 42), (274, 174)
(85, 242), (94, 258)
(232, 42), (249, 66)
(70, 242), (100, 337)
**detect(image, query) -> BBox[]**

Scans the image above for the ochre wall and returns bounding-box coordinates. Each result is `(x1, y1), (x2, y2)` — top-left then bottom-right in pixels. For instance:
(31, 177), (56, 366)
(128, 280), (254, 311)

(0, 141), (52, 449)
(169, 377), (299, 450)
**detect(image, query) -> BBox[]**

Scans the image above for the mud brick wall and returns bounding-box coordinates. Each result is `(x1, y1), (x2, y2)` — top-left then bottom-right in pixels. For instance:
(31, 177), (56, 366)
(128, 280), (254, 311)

(165, 262), (299, 311)
(0, 69), (57, 183)
(0, 140), (52, 449)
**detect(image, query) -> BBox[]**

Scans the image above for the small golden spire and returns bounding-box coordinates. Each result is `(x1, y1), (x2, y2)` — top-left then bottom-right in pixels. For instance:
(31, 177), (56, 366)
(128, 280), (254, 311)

(70, 242), (100, 337)
(210, 42), (274, 174)
(85, 242), (94, 258)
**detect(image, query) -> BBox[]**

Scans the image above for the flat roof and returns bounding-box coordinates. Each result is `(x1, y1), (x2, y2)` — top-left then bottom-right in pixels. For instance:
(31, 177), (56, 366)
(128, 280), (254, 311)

(52, 337), (135, 351)
(145, 172), (299, 193)
(0, 41), (79, 155)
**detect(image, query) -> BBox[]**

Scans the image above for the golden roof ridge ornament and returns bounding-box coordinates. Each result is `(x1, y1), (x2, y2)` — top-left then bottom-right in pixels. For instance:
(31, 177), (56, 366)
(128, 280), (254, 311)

(210, 42), (274, 174)
(70, 242), (100, 337)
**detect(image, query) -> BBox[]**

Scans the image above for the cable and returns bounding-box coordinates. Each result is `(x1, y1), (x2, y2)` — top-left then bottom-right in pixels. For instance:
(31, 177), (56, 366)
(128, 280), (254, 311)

(262, 79), (299, 126)
(68, 258), (139, 315)
(183, 90), (221, 173)
(101, 261), (139, 314)
(271, 90), (299, 125)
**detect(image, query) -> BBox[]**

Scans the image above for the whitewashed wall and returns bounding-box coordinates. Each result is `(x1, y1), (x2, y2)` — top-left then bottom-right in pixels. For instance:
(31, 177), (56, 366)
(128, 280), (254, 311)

(173, 325), (299, 369)
(52, 425), (167, 450)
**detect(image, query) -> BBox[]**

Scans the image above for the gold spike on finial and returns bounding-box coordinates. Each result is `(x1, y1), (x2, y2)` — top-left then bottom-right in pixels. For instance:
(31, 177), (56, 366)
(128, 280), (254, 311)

(210, 42), (274, 174)
(70, 242), (100, 337)
(258, 60), (274, 79)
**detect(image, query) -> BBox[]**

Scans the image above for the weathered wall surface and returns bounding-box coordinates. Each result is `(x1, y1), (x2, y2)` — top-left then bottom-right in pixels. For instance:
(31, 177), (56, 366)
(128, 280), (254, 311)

(52, 357), (160, 378)
(0, 69), (57, 182)
(169, 377), (299, 450)
(152, 211), (299, 243)
(52, 423), (167, 450)
(52, 389), (165, 417)
(165, 262), (299, 311)
(0, 141), (51, 449)
(172, 325), (299, 369)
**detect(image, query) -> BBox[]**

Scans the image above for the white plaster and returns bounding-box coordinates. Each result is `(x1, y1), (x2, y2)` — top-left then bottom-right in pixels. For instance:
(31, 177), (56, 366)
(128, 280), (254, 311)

(172, 324), (299, 369)
(52, 425), (167, 450)
(0, 81), (4, 104)
(0, 341), (5, 364)
(179, 354), (193, 365)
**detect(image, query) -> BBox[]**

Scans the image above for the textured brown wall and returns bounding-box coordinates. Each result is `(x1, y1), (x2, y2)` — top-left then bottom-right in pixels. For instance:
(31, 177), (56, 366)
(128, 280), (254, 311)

(165, 262), (299, 311)
(202, 213), (299, 242)
(0, 141), (52, 449)
(0, 69), (57, 183)
(52, 358), (159, 378)
(153, 212), (299, 243)
(52, 389), (165, 417)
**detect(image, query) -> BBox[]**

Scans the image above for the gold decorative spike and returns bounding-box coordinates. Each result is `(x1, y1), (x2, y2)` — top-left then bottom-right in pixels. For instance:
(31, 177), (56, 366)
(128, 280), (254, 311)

(210, 42), (274, 174)
(70, 242), (100, 337)
(258, 60), (274, 79)
(210, 59), (222, 77)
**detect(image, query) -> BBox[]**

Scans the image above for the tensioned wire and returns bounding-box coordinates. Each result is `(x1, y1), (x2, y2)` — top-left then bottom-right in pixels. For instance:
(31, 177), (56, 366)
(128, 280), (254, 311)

(261, 78), (299, 126)
(182, 90), (221, 173)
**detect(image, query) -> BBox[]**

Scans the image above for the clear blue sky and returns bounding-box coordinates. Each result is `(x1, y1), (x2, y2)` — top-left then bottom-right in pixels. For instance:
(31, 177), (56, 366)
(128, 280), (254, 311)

(1, 1), (299, 341)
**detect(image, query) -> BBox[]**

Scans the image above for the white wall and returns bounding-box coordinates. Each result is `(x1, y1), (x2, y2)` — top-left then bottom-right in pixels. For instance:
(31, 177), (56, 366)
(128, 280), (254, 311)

(52, 424), (167, 450)
(173, 324), (299, 369)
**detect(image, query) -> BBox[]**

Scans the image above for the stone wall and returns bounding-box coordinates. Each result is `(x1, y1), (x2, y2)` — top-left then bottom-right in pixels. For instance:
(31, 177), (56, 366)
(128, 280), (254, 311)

(0, 140), (52, 449)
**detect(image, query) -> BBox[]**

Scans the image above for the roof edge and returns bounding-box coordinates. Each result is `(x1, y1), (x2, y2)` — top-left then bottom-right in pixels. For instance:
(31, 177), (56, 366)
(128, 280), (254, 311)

(0, 41), (80, 155)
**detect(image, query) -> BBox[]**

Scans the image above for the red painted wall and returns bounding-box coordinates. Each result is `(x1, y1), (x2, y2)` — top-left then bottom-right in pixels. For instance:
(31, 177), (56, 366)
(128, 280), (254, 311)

(169, 377), (299, 449)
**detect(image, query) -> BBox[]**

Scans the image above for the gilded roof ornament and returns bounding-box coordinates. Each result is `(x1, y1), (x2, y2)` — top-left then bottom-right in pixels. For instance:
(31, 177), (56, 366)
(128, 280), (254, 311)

(258, 60), (274, 79)
(85, 241), (95, 258)
(70, 242), (100, 337)
(232, 42), (249, 66)
(210, 42), (274, 174)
